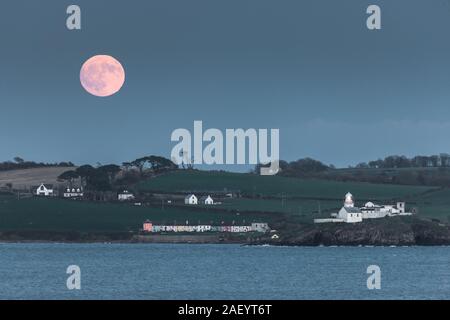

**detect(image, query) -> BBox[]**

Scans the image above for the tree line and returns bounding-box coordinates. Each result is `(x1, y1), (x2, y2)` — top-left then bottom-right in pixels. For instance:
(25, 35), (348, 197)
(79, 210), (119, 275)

(355, 154), (450, 169)
(0, 157), (74, 171)
(58, 155), (178, 191)
(255, 154), (450, 186)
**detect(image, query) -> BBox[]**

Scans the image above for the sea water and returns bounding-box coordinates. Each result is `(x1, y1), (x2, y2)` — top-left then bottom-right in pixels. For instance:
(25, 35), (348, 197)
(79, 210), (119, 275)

(0, 243), (448, 300)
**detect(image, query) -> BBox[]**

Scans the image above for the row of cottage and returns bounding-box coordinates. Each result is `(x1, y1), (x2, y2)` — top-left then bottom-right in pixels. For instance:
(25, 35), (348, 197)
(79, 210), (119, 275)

(142, 221), (270, 233)
(314, 192), (413, 224)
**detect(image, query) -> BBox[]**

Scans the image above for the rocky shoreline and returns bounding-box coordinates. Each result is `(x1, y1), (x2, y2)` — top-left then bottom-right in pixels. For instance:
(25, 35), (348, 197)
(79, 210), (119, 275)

(1, 217), (450, 246)
(254, 216), (450, 246)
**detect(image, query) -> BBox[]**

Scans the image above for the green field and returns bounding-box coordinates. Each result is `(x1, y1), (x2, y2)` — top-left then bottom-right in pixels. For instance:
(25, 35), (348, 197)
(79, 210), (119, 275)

(0, 196), (274, 232)
(220, 198), (341, 214)
(138, 170), (435, 200)
(412, 188), (450, 221)
(0, 170), (448, 234)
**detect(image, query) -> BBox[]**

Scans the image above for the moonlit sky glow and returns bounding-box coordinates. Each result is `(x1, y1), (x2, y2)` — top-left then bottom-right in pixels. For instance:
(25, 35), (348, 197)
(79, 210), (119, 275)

(0, 0), (450, 170)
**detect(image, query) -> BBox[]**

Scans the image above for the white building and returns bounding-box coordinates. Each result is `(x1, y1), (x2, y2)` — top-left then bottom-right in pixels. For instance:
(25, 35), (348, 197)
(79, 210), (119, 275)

(118, 190), (135, 201)
(63, 187), (83, 198)
(251, 222), (270, 232)
(337, 192), (363, 223)
(184, 194), (198, 205)
(36, 183), (54, 196)
(200, 195), (214, 205)
(360, 201), (410, 218)
(315, 192), (411, 224)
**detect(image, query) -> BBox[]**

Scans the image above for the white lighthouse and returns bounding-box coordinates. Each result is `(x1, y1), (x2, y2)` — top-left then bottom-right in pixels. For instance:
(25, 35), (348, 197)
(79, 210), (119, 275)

(344, 192), (354, 208)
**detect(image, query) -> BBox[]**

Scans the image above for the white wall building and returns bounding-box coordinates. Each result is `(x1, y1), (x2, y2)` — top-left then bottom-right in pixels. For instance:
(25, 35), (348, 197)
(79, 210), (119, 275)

(118, 190), (135, 201)
(361, 201), (410, 219)
(315, 192), (411, 224)
(200, 195), (214, 205)
(36, 183), (54, 196)
(337, 192), (363, 223)
(63, 187), (83, 198)
(251, 222), (270, 232)
(184, 194), (198, 205)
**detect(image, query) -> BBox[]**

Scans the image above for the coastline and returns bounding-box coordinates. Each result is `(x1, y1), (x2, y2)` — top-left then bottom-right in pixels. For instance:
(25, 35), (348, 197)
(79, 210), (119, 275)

(1, 216), (450, 246)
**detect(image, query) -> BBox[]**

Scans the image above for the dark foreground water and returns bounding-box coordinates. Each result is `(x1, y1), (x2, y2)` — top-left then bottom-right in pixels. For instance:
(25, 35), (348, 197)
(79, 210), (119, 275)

(0, 243), (449, 299)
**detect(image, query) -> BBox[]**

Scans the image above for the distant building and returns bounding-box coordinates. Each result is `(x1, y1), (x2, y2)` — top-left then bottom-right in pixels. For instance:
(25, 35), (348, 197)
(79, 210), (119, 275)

(143, 222), (269, 233)
(200, 195), (214, 205)
(251, 222), (270, 232)
(337, 192), (363, 223)
(271, 234), (280, 240)
(118, 190), (135, 201)
(36, 183), (54, 196)
(143, 220), (152, 232)
(338, 206), (363, 223)
(360, 201), (409, 219)
(63, 186), (83, 198)
(184, 194), (198, 205)
(315, 192), (411, 224)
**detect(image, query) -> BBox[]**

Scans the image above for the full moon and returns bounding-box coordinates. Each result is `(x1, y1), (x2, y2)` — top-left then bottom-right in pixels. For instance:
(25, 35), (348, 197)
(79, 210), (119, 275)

(80, 55), (125, 97)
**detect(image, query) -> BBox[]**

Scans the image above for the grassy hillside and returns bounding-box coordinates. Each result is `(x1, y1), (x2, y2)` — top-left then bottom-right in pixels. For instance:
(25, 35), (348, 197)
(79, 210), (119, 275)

(319, 166), (450, 186)
(0, 195), (274, 232)
(412, 188), (450, 221)
(137, 170), (435, 200)
(0, 167), (76, 189)
(0, 169), (448, 236)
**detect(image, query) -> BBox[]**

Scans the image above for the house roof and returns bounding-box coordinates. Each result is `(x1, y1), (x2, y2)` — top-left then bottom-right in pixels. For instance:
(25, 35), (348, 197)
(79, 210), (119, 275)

(342, 207), (362, 213)
(38, 183), (53, 189)
(65, 187), (82, 192)
(185, 194), (197, 199)
(200, 196), (212, 201)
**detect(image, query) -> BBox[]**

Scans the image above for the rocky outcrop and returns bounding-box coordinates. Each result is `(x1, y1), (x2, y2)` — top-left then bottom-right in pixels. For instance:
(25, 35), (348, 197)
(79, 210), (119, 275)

(257, 217), (450, 246)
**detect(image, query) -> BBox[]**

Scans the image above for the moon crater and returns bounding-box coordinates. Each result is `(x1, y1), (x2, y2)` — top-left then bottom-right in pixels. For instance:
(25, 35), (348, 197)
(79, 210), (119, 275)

(80, 55), (125, 97)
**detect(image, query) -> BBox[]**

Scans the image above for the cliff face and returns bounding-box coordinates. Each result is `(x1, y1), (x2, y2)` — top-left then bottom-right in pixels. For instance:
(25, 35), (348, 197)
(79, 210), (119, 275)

(264, 217), (450, 246)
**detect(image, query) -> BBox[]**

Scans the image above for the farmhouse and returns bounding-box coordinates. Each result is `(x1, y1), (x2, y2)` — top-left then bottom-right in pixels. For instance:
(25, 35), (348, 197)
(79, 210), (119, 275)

(35, 183), (54, 196)
(118, 190), (135, 201)
(184, 194), (198, 205)
(200, 195), (214, 205)
(63, 186), (83, 198)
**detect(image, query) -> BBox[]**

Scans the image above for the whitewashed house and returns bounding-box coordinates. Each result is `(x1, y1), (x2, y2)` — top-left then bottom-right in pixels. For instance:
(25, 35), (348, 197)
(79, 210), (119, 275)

(251, 222), (270, 232)
(118, 190), (135, 201)
(36, 183), (54, 196)
(184, 194), (198, 205)
(360, 201), (410, 218)
(200, 195), (214, 205)
(63, 186), (83, 198)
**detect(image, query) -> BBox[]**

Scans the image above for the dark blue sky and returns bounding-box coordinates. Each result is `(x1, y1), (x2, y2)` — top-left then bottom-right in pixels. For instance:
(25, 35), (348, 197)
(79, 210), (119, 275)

(1, 0), (450, 170)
